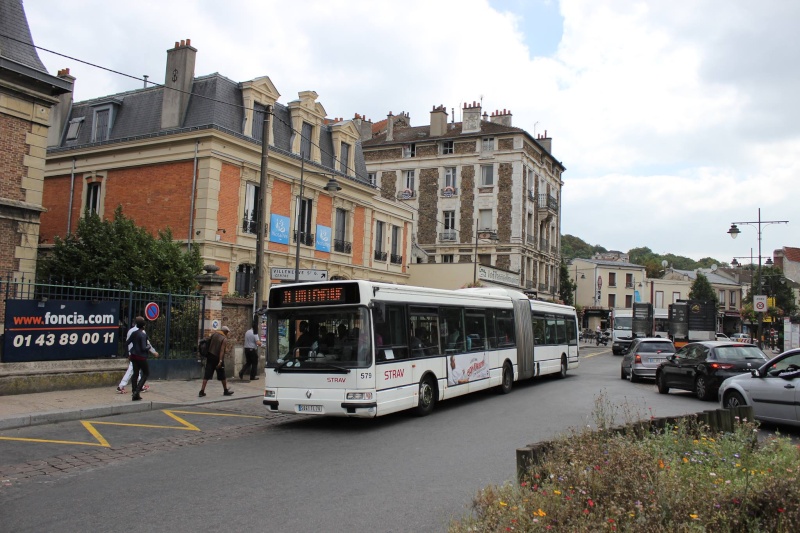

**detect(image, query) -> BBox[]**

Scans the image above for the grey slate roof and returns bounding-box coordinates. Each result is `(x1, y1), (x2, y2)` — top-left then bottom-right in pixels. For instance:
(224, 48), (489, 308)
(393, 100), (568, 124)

(0, 0), (47, 72)
(52, 72), (369, 185)
(673, 269), (741, 287)
(574, 258), (645, 269)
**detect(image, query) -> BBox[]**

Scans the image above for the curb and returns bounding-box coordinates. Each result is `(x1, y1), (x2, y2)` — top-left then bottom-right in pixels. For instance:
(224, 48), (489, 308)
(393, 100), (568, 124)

(0, 394), (262, 431)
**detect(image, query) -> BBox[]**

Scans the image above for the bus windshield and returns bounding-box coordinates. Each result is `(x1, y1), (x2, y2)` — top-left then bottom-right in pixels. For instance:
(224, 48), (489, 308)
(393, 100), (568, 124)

(614, 317), (632, 331)
(267, 306), (372, 369)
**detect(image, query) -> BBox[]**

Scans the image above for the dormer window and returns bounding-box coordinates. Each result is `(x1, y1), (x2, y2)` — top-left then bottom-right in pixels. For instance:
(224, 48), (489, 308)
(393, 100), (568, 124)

(89, 98), (121, 143)
(300, 122), (313, 159)
(482, 137), (495, 152)
(340, 142), (351, 173)
(403, 143), (416, 158)
(252, 103), (267, 142)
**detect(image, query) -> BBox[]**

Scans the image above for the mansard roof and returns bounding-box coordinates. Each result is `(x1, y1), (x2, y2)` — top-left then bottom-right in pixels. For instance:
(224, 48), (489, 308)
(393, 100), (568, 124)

(48, 72), (368, 184)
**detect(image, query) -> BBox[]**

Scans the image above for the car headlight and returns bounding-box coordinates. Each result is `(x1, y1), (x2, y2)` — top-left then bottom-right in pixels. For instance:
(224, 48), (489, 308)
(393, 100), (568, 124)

(346, 391), (374, 400)
(264, 389), (276, 398)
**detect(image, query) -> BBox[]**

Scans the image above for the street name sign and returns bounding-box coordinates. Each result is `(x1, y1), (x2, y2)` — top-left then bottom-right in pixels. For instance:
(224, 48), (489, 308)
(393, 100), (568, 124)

(270, 268), (328, 282)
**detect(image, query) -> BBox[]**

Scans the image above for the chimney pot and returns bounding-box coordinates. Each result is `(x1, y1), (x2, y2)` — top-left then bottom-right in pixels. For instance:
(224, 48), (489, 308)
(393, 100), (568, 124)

(174, 41), (179, 48)
(180, 39), (185, 47)
(186, 38), (191, 46)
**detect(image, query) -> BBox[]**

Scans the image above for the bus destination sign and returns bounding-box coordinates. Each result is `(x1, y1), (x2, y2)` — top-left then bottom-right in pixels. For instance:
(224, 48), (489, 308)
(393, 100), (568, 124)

(270, 283), (360, 307)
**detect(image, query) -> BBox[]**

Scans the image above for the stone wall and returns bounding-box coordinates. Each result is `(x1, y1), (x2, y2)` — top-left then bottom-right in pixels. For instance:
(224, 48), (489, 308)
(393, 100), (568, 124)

(497, 162), (513, 243)
(364, 147), (403, 162)
(459, 166), (475, 262)
(498, 138), (514, 151)
(416, 144), (438, 157)
(455, 141), (476, 155)
(380, 170), (397, 201)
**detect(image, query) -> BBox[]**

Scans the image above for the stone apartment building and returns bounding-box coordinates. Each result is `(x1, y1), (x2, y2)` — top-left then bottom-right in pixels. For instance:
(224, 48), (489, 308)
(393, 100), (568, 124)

(41, 39), (414, 299)
(360, 104), (565, 299)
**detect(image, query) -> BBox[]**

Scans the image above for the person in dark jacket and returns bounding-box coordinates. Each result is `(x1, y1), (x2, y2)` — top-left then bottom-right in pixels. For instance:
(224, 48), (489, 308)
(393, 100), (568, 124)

(129, 317), (158, 401)
(199, 326), (234, 397)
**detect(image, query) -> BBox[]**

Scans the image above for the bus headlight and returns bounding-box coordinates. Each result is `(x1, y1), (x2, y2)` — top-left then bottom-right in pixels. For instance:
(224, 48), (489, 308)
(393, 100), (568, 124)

(346, 391), (373, 401)
(264, 389), (276, 398)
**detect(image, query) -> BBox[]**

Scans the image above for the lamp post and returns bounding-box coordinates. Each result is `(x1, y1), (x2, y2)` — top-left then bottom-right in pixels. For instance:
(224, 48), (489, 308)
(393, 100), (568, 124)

(727, 208), (789, 348)
(293, 153), (341, 283)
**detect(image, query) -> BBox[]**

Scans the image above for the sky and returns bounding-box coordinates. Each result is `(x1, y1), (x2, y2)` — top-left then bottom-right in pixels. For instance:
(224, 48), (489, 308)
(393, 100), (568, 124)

(21, 0), (798, 265)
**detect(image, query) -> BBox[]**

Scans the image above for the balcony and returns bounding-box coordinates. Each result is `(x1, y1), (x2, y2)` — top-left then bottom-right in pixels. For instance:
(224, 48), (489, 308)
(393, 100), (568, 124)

(390, 254), (403, 265)
(396, 189), (417, 200)
(333, 239), (352, 253)
(293, 230), (314, 246)
(538, 283), (547, 292)
(439, 230), (457, 242)
(537, 193), (558, 223)
(625, 282), (634, 289)
(374, 250), (388, 261)
(440, 186), (459, 198)
(525, 281), (534, 289)
(526, 234), (536, 245)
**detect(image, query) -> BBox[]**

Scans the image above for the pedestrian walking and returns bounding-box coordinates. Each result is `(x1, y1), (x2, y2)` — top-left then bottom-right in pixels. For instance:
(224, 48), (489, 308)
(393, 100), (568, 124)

(239, 322), (262, 382)
(199, 326), (234, 397)
(117, 317), (158, 394)
(129, 317), (158, 401)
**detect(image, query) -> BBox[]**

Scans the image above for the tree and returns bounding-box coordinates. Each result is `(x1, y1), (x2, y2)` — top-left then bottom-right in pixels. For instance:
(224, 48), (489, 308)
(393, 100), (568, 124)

(559, 260), (576, 306)
(38, 206), (202, 292)
(688, 272), (718, 306)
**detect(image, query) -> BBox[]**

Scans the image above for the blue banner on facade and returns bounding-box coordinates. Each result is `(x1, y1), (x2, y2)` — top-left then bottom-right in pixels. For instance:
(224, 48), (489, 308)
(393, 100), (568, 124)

(270, 214), (290, 244)
(316, 225), (331, 252)
(2, 299), (121, 362)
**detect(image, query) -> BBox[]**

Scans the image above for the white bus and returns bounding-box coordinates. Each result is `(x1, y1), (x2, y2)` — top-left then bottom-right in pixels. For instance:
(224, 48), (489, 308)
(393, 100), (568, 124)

(262, 280), (579, 417)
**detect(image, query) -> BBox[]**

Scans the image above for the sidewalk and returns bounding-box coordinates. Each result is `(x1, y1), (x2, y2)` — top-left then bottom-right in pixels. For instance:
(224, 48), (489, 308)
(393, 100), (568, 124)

(0, 377), (264, 431)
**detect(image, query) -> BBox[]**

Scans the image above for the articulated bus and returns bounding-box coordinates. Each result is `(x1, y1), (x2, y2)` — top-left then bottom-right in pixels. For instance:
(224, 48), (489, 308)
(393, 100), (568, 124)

(263, 280), (579, 417)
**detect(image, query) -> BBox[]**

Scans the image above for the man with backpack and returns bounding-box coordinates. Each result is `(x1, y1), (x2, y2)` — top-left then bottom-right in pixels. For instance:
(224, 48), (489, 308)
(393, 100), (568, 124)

(129, 317), (158, 401)
(199, 326), (234, 397)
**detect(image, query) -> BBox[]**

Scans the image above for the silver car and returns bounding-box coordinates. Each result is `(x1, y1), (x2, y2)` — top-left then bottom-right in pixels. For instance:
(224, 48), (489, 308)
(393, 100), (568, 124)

(621, 338), (675, 382)
(718, 348), (800, 427)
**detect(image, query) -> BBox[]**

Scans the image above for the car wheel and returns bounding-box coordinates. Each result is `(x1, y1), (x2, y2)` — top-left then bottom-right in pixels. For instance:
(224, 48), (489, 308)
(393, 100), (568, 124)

(500, 362), (513, 394)
(695, 375), (713, 401)
(414, 376), (436, 416)
(629, 368), (640, 383)
(723, 391), (747, 410)
(620, 365), (627, 380)
(657, 371), (669, 394)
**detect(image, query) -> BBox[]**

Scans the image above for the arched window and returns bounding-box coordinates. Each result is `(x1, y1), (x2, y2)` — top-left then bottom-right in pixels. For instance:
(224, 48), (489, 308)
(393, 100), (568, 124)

(235, 264), (256, 296)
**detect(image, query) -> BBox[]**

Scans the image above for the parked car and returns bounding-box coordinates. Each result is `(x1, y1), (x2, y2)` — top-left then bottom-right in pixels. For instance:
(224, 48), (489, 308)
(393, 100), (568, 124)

(621, 338), (675, 382)
(730, 333), (752, 344)
(718, 348), (800, 427)
(716, 333), (730, 341)
(655, 341), (769, 400)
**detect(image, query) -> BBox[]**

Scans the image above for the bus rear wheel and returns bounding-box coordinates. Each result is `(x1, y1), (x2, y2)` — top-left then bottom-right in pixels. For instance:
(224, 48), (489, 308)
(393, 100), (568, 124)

(559, 356), (568, 379)
(414, 376), (436, 416)
(500, 362), (513, 394)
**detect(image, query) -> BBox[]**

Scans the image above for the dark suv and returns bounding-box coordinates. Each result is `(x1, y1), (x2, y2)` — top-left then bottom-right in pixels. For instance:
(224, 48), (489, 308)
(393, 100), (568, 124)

(655, 341), (768, 400)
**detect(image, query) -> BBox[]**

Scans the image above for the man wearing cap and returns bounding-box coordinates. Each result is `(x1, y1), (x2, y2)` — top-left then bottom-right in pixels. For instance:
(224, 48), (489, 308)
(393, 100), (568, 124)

(199, 326), (234, 397)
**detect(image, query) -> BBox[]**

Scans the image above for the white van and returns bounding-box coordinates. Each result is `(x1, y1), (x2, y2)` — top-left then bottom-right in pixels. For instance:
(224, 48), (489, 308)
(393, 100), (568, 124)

(611, 308), (633, 355)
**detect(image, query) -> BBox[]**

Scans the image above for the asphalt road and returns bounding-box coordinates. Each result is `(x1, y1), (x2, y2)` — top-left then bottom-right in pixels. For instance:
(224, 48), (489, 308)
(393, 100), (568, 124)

(1, 347), (787, 532)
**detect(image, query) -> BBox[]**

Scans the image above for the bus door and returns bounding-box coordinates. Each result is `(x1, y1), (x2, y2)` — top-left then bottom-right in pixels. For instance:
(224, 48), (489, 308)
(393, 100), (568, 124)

(373, 304), (415, 414)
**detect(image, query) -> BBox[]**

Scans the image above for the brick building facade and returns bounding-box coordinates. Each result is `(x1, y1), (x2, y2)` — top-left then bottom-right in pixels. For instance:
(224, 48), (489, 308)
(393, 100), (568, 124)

(42, 40), (413, 302)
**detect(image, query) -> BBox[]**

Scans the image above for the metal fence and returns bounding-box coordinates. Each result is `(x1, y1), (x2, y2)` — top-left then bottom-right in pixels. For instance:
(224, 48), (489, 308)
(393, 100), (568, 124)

(1, 272), (204, 361)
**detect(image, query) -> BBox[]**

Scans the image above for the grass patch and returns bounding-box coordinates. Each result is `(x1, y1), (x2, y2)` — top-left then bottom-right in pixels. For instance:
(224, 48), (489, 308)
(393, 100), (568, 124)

(450, 393), (800, 532)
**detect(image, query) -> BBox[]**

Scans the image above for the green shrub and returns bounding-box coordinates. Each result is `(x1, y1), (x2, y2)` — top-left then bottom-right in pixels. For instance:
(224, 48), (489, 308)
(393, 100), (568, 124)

(450, 396), (800, 532)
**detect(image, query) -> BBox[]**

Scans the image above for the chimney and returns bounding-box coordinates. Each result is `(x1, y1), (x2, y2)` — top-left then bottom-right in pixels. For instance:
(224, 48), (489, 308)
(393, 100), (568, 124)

(386, 112), (394, 141)
(462, 101), (481, 133)
(161, 39), (197, 130)
(429, 105), (447, 137)
(353, 113), (373, 142)
(536, 131), (552, 153)
(490, 109), (512, 127)
(48, 68), (76, 147)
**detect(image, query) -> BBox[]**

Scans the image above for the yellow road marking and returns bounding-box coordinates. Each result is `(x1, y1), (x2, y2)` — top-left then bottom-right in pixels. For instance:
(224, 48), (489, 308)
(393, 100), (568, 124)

(0, 408), (261, 448)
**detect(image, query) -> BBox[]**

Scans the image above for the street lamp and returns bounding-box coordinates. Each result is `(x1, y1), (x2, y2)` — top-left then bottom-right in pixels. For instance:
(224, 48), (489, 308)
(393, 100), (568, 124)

(727, 208), (789, 348)
(294, 154), (341, 283)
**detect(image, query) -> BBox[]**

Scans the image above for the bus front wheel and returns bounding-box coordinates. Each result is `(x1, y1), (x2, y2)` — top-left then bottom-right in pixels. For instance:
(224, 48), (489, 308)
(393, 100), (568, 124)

(414, 377), (437, 416)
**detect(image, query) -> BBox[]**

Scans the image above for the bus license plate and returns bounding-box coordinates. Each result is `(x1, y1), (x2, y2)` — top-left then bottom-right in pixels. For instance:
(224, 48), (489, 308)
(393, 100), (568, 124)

(297, 404), (323, 413)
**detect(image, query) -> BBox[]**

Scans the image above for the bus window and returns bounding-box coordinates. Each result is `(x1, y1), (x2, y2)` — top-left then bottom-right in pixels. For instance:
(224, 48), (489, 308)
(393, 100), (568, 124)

(374, 304), (409, 361)
(485, 309), (497, 348)
(496, 309), (515, 347)
(566, 316), (577, 346)
(464, 309), (487, 351)
(532, 316), (545, 345)
(409, 306), (439, 357)
(554, 318), (566, 344)
(440, 307), (465, 353)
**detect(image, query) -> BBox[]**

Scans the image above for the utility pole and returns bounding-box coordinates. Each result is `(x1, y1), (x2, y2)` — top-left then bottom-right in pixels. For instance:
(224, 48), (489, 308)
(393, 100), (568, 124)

(254, 106), (271, 316)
